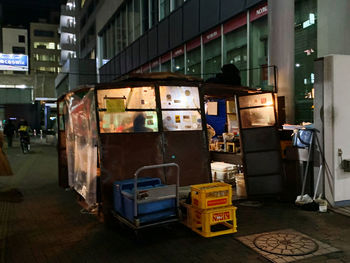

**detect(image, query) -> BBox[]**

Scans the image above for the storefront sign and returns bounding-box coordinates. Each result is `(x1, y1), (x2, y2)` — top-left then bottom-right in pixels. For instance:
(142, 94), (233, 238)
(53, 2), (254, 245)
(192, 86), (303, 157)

(172, 46), (184, 58)
(223, 13), (247, 34)
(0, 53), (28, 71)
(250, 2), (268, 22)
(186, 37), (201, 52)
(161, 52), (171, 63)
(203, 26), (221, 44)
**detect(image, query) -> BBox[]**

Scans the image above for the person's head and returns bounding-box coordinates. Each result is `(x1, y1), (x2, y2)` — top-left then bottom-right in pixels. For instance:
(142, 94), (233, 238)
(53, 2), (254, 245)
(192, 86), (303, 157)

(221, 63), (240, 75)
(133, 113), (146, 129)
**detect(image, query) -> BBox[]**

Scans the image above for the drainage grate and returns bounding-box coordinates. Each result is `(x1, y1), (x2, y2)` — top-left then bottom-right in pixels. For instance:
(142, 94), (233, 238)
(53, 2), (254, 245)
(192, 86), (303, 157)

(236, 229), (340, 263)
(254, 232), (318, 256)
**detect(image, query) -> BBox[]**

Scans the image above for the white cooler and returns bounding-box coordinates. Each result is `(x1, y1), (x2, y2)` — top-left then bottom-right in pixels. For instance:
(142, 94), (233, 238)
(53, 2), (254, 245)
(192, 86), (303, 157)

(210, 162), (236, 182)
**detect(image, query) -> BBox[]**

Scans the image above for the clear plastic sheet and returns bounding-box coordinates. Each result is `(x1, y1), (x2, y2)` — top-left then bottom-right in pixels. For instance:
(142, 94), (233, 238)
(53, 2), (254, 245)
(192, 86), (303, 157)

(65, 89), (97, 207)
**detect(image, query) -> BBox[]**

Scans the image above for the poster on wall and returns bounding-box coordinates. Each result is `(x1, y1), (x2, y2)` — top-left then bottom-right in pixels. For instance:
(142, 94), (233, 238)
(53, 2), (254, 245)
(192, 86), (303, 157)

(0, 53), (28, 71)
(207, 101), (218, 116)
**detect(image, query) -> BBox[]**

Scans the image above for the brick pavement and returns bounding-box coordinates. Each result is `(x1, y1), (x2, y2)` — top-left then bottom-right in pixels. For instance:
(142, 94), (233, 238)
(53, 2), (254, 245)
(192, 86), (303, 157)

(0, 141), (350, 263)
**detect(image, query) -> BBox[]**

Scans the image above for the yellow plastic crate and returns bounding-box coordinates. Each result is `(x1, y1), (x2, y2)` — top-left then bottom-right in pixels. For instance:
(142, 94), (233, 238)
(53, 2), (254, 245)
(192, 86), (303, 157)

(189, 205), (237, 238)
(191, 182), (232, 209)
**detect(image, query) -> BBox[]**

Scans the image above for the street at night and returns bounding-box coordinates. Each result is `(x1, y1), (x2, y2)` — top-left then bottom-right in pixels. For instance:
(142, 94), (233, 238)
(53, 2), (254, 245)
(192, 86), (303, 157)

(0, 140), (350, 262)
(2, 0), (350, 262)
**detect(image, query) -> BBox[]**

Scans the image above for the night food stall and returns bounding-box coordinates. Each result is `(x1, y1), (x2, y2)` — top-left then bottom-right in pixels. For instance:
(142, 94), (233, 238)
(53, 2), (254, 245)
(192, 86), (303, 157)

(57, 73), (211, 224)
(202, 82), (283, 199)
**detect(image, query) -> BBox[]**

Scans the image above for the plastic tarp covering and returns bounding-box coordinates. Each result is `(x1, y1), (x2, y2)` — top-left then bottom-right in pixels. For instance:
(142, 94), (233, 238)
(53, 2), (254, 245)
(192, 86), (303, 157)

(65, 89), (97, 207)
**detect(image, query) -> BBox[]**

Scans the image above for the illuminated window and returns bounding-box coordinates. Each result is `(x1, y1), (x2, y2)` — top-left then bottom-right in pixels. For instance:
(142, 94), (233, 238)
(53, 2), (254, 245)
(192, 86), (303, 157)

(34, 54), (56, 62)
(97, 87), (158, 133)
(34, 42), (56, 50)
(37, 67), (56, 73)
(160, 86), (202, 131)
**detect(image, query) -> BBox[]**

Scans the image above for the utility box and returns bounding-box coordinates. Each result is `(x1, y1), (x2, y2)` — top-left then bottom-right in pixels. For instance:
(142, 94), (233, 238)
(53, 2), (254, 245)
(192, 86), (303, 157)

(314, 55), (350, 206)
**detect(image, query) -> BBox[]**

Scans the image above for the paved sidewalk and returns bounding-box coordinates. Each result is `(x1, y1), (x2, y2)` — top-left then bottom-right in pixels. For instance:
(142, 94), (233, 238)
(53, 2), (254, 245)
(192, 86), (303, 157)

(1, 142), (350, 263)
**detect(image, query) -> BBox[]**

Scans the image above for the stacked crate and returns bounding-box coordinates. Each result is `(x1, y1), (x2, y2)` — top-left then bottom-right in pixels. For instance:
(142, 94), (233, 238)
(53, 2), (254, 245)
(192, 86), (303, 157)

(185, 182), (237, 238)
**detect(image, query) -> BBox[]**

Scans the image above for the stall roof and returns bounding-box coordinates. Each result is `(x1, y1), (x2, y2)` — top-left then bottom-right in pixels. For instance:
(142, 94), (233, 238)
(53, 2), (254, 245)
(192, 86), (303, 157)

(202, 82), (265, 98)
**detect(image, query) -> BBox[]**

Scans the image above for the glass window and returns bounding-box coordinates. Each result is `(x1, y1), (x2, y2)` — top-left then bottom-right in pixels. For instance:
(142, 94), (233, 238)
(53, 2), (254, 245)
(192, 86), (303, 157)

(34, 30), (55, 37)
(239, 93), (274, 108)
(159, 0), (170, 20)
(121, 6), (127, 50)
(295, 0), (317, 123)
(151, 61), (160, 72)
(172, 55), (184, 74)
(114, 15), (121, 54)
(239, 93), (275, 129)
(102, 31), (107, 59)
(97, 87), (158, 133)
(107, 24), (114, 59)
(150, 0), (158, 27)
(186, 47), (201, 77)
(203, 38), (221, 80)
(127, 0), (134, 44)
(18, 35), (25, 43)
(134, 0), (141, 39)
(160, 86), (202, 131)
(162, 110), (202, 131)
(161, 61), (171, 72)
(240, 107), (275, 129)
(172, 0), (184, 10)
(224, 26), (247, 86)
(141, 0), (149, 33)
(159, 86), (200, 109)
(249, 16), (268, 89)
(34, 42), (56, 49)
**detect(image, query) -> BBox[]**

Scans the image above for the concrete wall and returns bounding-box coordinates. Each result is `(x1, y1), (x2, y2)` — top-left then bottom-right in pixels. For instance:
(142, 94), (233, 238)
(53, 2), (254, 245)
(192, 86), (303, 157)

(55, 58), (96, 98)
(323, 55), (350, 206)
(318, 0), (350, 57)
(2, 27), (28, 54)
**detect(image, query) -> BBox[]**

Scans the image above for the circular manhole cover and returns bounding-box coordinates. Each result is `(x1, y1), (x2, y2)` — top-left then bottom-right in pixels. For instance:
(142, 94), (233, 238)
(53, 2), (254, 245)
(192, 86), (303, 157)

(253, 233), (319, 256)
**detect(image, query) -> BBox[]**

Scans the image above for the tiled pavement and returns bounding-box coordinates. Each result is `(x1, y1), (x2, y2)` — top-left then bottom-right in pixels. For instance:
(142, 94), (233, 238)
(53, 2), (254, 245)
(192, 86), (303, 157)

(1, 141), (350, 262)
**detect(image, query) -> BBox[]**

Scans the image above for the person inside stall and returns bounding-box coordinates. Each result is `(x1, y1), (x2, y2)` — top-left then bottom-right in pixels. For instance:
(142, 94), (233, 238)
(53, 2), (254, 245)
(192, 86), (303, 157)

(206, 63), (241, 86)
(131, 113), (153, 132)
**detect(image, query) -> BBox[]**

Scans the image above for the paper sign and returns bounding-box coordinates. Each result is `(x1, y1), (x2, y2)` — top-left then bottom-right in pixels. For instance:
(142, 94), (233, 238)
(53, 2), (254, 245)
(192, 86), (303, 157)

(106, 99), (125, 113)
(207, 101), (218, 115)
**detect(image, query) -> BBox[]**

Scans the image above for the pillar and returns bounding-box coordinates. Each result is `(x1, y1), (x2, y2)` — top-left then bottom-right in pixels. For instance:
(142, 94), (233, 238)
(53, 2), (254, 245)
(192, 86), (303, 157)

(268, 0), (295, 123)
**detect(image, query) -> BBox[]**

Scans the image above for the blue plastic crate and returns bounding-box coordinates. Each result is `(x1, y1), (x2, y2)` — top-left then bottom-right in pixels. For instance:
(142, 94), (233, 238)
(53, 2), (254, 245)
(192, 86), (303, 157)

(113, 178), (176, 223)
(113, 177), (161, 215)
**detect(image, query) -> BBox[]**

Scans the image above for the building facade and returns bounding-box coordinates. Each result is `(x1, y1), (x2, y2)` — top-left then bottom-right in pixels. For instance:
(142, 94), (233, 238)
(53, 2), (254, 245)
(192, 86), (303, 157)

(30, 22), (60, 99)
(94, 0), (350, 124)
(0, 26), (34, 129)
(55, 0), (97, 99)
(59, 0), (78, 65)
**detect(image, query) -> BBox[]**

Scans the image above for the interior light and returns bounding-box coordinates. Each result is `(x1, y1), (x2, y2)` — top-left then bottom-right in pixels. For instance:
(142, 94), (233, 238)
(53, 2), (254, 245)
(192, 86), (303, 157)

(296, 63), (300, 67)
(311, 73), (315, 84)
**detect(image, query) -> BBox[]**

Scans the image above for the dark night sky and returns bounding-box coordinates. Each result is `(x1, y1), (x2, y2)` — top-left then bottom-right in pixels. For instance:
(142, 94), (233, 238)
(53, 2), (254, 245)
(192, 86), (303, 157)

(0, 0), (65, 27)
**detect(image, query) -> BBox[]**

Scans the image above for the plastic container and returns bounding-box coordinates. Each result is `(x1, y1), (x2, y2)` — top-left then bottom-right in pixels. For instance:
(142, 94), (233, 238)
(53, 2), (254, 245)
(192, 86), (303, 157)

(188, 205), (237, 238)
(211, 162), (236, 182)
(113, 178), (176, 223)
(235, 173), (247, 198)
(191, 182), (232, 209)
